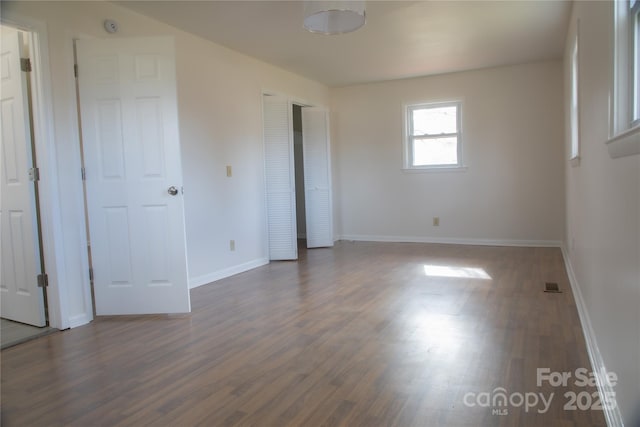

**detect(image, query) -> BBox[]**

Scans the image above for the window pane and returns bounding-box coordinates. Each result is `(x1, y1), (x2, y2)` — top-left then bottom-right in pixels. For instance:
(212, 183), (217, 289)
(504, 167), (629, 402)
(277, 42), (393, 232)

(571, 37), (579, 157)
(412, 106), (457, 135)
(412, 137), (458, 166)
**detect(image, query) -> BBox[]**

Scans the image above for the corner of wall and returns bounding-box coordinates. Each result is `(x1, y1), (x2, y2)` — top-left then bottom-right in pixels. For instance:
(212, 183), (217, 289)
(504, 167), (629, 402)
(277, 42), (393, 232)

(189, 258), (269, 289)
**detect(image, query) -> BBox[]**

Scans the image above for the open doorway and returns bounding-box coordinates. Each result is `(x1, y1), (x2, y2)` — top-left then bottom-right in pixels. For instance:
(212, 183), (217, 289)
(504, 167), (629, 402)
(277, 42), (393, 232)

(263, 94), (333, 261)
(0, 23), (52, 344)
(292, 105), (307, 248)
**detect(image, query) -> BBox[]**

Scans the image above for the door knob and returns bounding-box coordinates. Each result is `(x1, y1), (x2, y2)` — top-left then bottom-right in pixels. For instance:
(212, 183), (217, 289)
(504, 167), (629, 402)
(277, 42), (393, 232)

(167, 186), (178, 196)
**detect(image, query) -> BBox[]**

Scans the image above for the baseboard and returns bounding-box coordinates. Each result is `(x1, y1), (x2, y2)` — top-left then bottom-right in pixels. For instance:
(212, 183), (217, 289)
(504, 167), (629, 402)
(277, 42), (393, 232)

(561, 246), (624, 427)
(68, 313), (92, 329)
(189, 258), (269, 289)
(337, 234), (563, 248)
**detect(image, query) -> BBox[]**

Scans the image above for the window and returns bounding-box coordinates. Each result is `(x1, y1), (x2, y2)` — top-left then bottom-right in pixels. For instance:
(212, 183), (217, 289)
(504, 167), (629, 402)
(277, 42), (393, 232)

(612, 0), (640, 133)
(404, 101), (462, 169)
(608, 0), (640, 158)
(570, 27), (580, 161)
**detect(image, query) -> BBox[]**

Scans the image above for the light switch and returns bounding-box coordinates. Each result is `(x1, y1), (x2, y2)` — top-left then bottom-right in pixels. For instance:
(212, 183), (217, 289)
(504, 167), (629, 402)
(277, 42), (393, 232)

(226, 165), (232, 177)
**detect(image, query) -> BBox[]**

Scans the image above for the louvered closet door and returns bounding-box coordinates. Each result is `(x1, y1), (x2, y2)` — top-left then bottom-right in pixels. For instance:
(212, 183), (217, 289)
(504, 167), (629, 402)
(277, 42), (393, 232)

(263, 95), (297, 260)
(302, 107), (333, 248)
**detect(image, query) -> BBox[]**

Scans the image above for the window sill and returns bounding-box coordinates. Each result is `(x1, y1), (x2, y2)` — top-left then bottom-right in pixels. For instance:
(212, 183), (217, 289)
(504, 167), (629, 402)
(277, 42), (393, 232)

(606, 125), (640, 158)
(402, 166), (468, 174)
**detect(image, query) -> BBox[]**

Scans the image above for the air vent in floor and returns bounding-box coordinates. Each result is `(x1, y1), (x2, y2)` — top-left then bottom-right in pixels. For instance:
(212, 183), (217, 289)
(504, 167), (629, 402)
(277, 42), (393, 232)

(544, 282), (562, 293)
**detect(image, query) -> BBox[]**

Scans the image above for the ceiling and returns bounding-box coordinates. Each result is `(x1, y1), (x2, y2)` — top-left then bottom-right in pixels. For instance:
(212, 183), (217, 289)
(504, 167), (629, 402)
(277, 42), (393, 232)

(117, 1), (572, 87)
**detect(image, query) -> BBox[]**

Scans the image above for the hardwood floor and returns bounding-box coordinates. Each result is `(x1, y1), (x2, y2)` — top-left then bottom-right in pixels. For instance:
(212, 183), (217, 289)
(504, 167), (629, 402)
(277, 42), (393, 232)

(1, 242), (606, 426)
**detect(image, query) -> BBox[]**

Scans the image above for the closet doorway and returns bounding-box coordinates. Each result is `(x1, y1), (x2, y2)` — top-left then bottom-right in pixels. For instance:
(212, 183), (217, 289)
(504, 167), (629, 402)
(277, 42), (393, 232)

(263, 94), (333, 261)
(293, 105), (306, 245)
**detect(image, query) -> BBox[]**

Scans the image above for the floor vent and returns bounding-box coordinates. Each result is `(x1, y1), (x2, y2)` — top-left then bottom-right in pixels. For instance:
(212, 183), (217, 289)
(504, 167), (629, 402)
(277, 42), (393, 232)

(544, 282), (562, 293)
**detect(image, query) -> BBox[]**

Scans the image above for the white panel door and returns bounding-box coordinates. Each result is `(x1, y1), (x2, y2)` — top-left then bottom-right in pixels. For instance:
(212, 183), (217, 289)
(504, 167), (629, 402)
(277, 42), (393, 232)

(0, 30), (46, 326)
(76, 37), (190, 315)
(263, 95), (297, 260)
(302, 108), (333, 248)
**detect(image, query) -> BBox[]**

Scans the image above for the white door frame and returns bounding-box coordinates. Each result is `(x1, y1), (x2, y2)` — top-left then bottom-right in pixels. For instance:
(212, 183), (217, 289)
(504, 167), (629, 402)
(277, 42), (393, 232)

(1, 13), (77, 330)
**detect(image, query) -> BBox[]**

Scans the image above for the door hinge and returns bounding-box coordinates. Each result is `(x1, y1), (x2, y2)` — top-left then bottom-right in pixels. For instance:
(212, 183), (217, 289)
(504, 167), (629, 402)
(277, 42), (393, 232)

(28, 167), (40, 182)
(74, 63), (78, 78)
(81, 167), (86, 181)
(89, 267), (94, 282)
(21, 58), (32, 72)
(37, 273), (48, 288)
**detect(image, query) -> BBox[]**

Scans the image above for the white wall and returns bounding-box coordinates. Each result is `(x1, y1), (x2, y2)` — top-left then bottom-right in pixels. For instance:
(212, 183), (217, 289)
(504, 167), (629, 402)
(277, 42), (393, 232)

(564, 2), (640, 425)
(330, 61), (565, 245)
(1, 1), (328, 327)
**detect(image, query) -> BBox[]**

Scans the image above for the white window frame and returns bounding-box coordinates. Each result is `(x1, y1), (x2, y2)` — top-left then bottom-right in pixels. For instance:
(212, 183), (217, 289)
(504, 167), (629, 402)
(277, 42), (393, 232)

(607, 0), (640, 158)
(403, 101), (464, 171)
(570, 24), (580, 163)
(632, 0), (640, 125)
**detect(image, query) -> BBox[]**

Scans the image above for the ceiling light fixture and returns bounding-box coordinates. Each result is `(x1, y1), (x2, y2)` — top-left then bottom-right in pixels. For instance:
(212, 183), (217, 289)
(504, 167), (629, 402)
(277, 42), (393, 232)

(303, 1), (366, 35)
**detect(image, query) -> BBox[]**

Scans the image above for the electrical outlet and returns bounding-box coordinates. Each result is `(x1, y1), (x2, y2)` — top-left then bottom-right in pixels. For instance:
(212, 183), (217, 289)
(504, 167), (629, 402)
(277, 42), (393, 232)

(433, 217), (440, 226)
(226, 165), (232, 177)
(230, 240), (235, 251)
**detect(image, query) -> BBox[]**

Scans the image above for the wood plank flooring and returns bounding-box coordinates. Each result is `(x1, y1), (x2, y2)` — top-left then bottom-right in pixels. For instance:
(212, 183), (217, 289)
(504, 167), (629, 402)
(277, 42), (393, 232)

(1, 242), (606, 426)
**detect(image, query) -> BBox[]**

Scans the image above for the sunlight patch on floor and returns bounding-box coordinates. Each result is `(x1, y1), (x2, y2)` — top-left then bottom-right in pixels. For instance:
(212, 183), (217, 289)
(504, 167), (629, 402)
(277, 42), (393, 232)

(423, 264), (492, 280)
